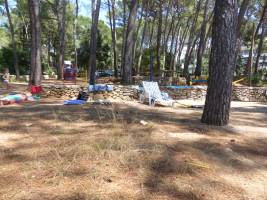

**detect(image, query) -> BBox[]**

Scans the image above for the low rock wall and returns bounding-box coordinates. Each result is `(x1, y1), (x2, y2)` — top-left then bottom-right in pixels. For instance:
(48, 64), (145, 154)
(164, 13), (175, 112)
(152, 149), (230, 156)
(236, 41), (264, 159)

(133, 76), (187, 86)
(41, 85), (267, 102)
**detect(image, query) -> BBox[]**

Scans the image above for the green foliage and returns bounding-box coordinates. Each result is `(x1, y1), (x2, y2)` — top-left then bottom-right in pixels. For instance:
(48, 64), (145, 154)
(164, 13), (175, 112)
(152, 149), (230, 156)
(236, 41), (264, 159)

(0, 47), (30, 75)
(251, 74), (262, 84)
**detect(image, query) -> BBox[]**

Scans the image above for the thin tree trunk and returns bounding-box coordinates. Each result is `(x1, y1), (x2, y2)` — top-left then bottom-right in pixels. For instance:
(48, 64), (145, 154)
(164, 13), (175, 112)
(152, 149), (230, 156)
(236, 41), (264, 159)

(56, 0), (66, 79)
(122, 0), (139, 85)
(245, 3), (267, 75)
(89, 0), (101, 84)
(195, 0), (211, 78)
(236, 0), (250, 37)
(156, 0), (163, 71)
(166, 16), (174, 48)
(74, 0), (78, 68)
(162, 0), (172, 70)
(168, 21), (178, 70)
(148, 15), (156, 48)
(46, 29), (51, 69)
(132, 6), (144, 67)
(172, 27), (181, 74)
(183, 0), (201, 77)
(28, 0), (42, 86)
(19, 9), (30, 63)
(137, 0), (149, 74)
(121, 0), (126, 77)
(255, 23), (266, 74)
(87, 0), (95, 77)
(108, 0), (118, 78)
(202, 0), (238, 126)
(5, 0), (19, 79)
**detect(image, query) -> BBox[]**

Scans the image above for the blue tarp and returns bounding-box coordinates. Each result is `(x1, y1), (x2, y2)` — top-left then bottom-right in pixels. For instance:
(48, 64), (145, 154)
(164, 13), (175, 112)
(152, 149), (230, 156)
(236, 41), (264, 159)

(63, 100), (85, 105)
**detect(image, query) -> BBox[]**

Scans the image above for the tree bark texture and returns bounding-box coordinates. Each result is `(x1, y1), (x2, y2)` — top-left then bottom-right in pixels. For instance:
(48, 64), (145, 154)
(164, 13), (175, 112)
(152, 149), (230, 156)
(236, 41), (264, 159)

(28, 0), (42, 86)
(122, 0), (139, 85)
(56, 0), (66, 80)
(89, 0), (101, 84)
(255, 22), (266, 74)
(74, 0), (78, 68)
(162, 0), (172, 70)
(156, 0), (163, 71)
(137, 0), (149, 74)
(5, 0), (20, 79)
(183, 0), (201, 77)
(195, 0), (211, 78)
(201, 0), (238, 126)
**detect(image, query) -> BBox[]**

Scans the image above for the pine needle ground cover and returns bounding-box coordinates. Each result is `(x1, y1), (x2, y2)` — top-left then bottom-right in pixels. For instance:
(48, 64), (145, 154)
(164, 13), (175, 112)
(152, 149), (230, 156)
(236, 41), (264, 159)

(0, 99), (267, 200)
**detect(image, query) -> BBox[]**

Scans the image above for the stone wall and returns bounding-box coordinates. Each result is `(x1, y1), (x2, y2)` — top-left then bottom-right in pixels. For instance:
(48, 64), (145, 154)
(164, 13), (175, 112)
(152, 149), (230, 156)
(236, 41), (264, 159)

(133, 76), (187, 86)
(41, 85), (266, 102)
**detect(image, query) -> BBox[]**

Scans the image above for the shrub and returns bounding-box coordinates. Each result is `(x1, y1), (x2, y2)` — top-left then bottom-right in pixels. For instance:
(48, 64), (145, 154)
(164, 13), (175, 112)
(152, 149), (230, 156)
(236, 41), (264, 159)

(251, 74), (261, 84)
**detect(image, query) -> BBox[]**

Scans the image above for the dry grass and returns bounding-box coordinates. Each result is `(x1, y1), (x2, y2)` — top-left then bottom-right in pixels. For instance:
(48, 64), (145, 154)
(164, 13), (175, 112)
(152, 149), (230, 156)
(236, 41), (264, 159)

(0, 99), (267, 199)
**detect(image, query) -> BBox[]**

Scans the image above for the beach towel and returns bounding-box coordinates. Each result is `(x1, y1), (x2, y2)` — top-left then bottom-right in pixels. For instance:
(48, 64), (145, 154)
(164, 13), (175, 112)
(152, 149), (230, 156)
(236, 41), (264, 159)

(63, 100), (85, 105)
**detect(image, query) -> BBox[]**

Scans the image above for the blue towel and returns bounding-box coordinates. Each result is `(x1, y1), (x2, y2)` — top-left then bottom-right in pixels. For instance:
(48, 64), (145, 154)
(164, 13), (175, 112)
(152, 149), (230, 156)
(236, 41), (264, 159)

(94, 85), (106, 91)
(88, 85), (95, 92)
(107, 85), (114, 91)
(63, 100), (85, 105)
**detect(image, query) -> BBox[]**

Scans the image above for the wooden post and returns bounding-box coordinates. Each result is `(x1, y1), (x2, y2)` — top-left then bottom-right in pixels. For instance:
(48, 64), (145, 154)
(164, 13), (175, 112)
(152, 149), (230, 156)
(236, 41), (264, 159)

(249, 24), (255, 87)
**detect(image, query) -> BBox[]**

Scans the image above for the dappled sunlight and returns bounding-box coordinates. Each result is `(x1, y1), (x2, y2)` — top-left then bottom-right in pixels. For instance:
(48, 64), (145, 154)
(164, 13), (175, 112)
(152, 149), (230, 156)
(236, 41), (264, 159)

(1, 99), (267, 199)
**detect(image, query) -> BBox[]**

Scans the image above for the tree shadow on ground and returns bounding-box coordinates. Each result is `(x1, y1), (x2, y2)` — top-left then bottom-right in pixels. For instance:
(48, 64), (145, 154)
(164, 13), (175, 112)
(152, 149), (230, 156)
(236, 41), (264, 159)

(1, 99), (267, 199)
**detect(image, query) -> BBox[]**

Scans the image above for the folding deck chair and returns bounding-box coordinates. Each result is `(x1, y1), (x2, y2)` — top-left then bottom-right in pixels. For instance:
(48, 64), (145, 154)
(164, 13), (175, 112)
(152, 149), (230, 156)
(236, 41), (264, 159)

(140, 81), (175, 107)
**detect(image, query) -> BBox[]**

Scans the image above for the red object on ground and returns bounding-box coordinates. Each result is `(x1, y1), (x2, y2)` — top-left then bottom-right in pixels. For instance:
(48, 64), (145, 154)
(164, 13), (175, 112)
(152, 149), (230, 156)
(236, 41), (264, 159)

(31, 85), (42, 93)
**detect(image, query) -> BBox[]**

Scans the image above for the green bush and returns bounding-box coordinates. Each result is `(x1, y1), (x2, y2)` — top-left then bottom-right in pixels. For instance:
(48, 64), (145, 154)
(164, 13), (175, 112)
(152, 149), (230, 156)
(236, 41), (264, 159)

(251, 74), (262, 84)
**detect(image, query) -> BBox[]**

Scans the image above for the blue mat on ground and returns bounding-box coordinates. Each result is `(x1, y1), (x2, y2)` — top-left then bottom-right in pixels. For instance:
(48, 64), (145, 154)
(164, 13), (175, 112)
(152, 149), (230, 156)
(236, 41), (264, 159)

(63, 100), (85, 105)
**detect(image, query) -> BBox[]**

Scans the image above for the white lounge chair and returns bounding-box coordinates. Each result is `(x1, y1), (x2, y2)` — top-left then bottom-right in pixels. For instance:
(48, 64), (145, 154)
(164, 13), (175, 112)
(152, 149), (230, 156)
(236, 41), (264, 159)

(139, 81), (175, 107)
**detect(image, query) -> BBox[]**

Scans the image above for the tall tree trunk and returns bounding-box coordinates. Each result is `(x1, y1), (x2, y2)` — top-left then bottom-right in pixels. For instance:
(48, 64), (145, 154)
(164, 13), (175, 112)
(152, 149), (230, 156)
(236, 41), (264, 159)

(74, 0), (78, 68)
(5, 0), (19, 79)
(148, 15), (156, 48)
(108, 0), (118, 78)
(89, 0), (101, 84)
(122, 0), (139, 85)
(183, 0), (201, 77)
(195, 0), (211, 78)
(88, 0), (95, 78)
(172, 27), (181, 74)
(46, 29), (51, 69)
(121, 0), (126, 77)
(112, 0), (118, 78)
(236, 0), (250, 37)
(168, 21), (178, 70)
(162, 0), (172, 70)
(56, 0), (66, 80)
(28, 0), (42, 86)
(156, 0), (163, 71)
(245, 3), (267, 75)
(132, 6), (144, 67)
(137, 0), (149, 74)
(255, 23), (266, 74)
(202, 0), (238, 126)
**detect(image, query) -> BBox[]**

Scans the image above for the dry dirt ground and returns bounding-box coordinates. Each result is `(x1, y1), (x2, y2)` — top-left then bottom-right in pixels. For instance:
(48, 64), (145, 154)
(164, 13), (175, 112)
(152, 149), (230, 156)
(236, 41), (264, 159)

(0, 83), (267, 200)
